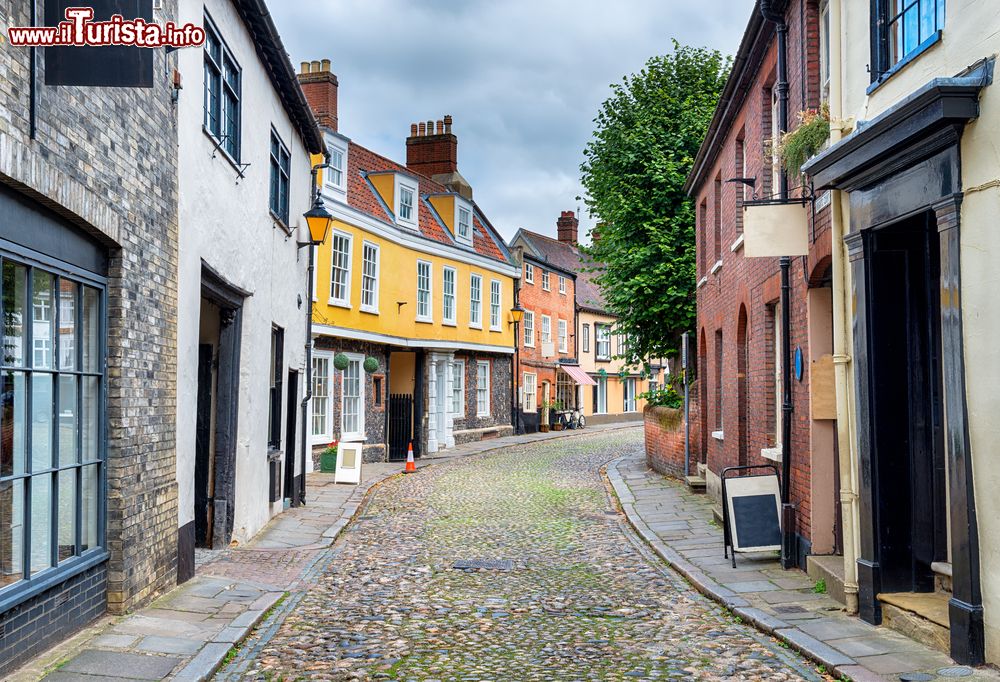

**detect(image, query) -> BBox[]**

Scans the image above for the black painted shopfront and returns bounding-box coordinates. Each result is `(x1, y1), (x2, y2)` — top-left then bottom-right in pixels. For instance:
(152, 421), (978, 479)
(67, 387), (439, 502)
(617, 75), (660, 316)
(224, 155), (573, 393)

(0, 184), (109, 673)
(805, 66), (991, 665)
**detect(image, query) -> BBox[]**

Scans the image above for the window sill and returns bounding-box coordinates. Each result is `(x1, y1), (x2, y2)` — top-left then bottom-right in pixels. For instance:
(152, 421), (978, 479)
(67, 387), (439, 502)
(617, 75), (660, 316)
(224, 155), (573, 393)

(711, 430), (724, 441)
(360, 307), (379, 315)
(202, 126), (243, 175)
(477, 413), (490, 419)
(697, 276), (708, 289)
(761, 446), (782, 462)
(469, 323), (483, 330)
(0, 549), (109, 615)
(442, 321), (457, 327)
(867, 30), (942, 95)
(416, 317), (434, 324)
(328, 299), (351, 309)
(710, 260), (723, 275)
(730, 234), (744, 253)
(269, 211), (291, 235)
(341, 434), (366, 443)
(490, 326), (502, 333)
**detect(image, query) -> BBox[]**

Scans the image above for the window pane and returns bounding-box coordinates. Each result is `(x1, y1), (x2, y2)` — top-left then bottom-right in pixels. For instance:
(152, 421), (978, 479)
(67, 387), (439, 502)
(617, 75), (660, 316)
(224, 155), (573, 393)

(82, 376), (100, 463)
(58, 280), (77, 371)
(3, 261), (26, 367)
(904, 5), (919, 55)
(57, 468), (76, 563)
(32, 374), (53, 471)
(81, 464), (99, 552)
(1, 371), (26, 477)
(82, 287), (100, 373)
(32, 270), (54, 370)
(0, 478), (23, 588)
(59, 375), (78, 466)
(30, 473), (51, 575)
(311, 357), (329, 437)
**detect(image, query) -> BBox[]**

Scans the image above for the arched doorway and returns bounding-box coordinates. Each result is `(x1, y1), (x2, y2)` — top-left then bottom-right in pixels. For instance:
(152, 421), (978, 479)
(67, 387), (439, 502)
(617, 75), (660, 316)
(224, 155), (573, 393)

(699, 329), (708, 464)
(737, 305), (748, 467)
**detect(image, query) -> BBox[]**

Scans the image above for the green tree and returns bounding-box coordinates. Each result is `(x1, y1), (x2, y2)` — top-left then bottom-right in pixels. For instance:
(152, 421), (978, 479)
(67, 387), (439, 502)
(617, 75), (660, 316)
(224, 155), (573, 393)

(580, 42), (729, 369)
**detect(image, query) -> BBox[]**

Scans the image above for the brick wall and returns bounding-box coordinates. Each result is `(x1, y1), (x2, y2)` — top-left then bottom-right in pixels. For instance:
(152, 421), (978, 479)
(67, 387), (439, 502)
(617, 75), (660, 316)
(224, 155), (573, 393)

(692, 0), (832, 563)
(644, 399), (700, 480)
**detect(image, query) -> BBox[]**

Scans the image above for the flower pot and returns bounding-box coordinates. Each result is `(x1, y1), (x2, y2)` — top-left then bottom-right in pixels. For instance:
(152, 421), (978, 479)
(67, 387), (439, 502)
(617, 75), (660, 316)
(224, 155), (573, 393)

(539, 424), (550, 433)
(320, 448), (338, 473)
(552, 423), (564, 431)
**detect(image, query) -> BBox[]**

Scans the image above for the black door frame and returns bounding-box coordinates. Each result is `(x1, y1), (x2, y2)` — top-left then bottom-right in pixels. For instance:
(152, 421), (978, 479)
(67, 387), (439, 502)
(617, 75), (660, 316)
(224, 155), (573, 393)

(284, 369), (299, 501)
(805, 72), (988, 665)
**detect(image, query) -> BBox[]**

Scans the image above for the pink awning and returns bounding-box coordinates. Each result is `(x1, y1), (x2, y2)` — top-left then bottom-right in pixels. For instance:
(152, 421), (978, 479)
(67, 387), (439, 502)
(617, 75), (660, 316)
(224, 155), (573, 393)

(560, 365), (597, 386)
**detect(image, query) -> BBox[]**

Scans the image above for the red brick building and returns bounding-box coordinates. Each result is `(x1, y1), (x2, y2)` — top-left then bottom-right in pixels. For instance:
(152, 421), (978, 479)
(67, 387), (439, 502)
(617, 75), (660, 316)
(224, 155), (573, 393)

(685, 0), (838, 568)
(509, 217), (579, 432)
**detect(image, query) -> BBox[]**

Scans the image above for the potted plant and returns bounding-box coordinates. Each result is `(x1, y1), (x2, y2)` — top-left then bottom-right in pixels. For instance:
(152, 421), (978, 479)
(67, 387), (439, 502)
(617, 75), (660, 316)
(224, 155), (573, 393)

(541, 399), (562, 431)
(775, 104), (831, 179)
(320, 440), (338, 473)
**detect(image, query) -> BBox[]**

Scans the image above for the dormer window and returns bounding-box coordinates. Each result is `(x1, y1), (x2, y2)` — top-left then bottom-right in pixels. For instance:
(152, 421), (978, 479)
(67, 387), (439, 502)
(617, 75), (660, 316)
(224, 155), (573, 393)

(324, 137), (348, 203)
(395, 175), (419, 228)
(456, 203), (473, 245)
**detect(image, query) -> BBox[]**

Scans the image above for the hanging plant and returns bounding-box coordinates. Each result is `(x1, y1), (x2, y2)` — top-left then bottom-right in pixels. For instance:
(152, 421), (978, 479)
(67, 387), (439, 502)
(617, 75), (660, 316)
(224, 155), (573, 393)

(363, 356), (379, 373)
(598, 368), (607, 378)
(775, 104), (830, 178)
(333, 353), (350, 371)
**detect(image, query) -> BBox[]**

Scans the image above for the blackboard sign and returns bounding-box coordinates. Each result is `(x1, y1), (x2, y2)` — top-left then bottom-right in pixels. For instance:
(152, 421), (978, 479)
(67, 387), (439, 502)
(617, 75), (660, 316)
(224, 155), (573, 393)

(721, 466), (782, 567)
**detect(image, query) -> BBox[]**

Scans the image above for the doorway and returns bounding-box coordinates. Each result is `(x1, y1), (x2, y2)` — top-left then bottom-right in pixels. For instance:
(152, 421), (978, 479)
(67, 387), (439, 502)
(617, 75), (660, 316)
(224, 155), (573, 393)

(736, 306), (748, 467)
(863, 211), (946, 604)
(283, 369), (299, 505)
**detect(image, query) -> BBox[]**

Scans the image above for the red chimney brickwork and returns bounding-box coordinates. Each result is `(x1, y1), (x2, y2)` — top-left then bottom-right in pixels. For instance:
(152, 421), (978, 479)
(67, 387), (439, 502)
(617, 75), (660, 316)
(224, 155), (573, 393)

(556, 210), (579, 244)
(297, 59), (338, 132)
(406, 115), (458, 177)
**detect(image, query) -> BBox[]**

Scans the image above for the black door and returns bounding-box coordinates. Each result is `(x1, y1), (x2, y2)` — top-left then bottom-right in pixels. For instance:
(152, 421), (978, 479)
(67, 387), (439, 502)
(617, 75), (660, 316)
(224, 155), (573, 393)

(867, 212), (946, 595)
(388, 394), (413, 461)
(194, 344), (214, 548)
(284, 370), (299, 503)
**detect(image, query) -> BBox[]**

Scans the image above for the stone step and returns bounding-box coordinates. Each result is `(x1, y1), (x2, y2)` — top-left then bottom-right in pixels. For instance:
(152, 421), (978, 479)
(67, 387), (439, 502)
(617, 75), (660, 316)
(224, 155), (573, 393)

(877, 591), (951, 654)
(684, 475), (707, 493)
(806, 554), (846, 605)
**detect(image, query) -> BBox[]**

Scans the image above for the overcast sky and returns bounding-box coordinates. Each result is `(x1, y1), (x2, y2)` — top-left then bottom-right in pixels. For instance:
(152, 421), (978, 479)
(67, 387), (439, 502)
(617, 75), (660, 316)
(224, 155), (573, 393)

(270, 0), (755, 243)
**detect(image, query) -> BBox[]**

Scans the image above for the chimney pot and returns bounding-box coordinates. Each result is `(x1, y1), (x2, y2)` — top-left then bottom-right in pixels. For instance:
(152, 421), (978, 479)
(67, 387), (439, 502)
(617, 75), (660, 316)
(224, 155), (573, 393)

(410, 123), (418, 136)
(321, 59), (331, 71)
(418, 122), (427, 136)
(444, 115), (453, 134)
(310, 60), (321, 72)
(436, 120), (444, 134)
(300, 61), (310, 74)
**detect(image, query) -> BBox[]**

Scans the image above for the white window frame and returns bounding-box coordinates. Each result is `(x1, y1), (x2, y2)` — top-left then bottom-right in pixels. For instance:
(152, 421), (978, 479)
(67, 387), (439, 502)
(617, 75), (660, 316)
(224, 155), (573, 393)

(311, 351), (334, 444)
(340, 352), (366, 441)
(395, 174), (419, 228)
(595, 376), (607, 414)
(489, 279), (502, 331)
(558, 275), (567, 295)
(469, 273), (483, 329)
(819, 0), (831, 102)
(524, 262), (534, 284)
(442, 265), (457, 326)
(596, 324), (611, 360)
(476, 360), (491, 417)
(360, 241), (380, 314)
(329, 229), (353, 308)
(455, 200), (473, 246)
(523, 310), (535, 347)
(522, 372), (537, 411)
(624, 377), (637, 413)
(541, 270), (550, 291)
(416, 260), (433, 322)
(558, 319), (568, 354)
(582, 323), (590, 353)
(452, 359), (466, 417)
(541, 315), (552, 344)
(324, 139), (348, 201)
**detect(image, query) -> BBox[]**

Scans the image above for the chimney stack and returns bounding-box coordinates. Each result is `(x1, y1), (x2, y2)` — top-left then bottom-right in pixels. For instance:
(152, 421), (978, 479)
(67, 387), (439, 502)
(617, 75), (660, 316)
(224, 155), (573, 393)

(297, 59), (339, 132)
(406, 114), (472, 199)
(556, 210), (579, 245)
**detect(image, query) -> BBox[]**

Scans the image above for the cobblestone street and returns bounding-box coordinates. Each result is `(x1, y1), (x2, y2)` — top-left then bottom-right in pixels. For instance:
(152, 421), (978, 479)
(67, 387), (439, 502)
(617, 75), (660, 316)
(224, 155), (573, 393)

(218, 429), (822, 681)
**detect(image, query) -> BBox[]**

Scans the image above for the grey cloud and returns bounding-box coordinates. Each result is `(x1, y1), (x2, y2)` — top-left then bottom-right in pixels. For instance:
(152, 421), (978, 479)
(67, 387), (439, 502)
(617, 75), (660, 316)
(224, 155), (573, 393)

(270, 0), (754, 241)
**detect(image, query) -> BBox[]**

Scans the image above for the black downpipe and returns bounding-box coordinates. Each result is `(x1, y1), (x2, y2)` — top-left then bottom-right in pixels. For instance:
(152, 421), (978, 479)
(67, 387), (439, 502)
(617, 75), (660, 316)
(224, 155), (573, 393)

(761, 0), (796, 569)
(30, 0), (37, 139)
(512, 285), (520, 435)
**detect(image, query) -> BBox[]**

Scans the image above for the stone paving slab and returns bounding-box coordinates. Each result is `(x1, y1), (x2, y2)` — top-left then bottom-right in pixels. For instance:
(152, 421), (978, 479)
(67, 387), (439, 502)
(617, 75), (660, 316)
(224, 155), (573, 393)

(607, 451), (1000, 681)
(15, 422), (639, 681)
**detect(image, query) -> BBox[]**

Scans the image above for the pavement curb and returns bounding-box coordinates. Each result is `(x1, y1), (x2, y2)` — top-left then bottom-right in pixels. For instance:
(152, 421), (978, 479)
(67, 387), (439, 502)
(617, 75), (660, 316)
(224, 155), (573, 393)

(604, 455), (863, 682)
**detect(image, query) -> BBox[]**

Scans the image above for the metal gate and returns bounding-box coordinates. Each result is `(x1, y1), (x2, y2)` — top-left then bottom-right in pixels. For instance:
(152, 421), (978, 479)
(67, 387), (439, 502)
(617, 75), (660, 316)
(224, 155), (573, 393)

(388, 393), (414, 461)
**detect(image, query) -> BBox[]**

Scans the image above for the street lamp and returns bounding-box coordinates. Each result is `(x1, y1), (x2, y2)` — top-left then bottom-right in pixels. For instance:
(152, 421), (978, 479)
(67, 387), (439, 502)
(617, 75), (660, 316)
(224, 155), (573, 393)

(509, 303), (524, 435)
(296, 159), (333, 507)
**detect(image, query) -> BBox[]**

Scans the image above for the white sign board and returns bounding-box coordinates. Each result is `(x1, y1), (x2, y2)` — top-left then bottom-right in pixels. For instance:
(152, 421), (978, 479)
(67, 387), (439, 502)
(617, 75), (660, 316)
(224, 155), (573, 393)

(743, 202), (810, 257)
(334, 442), (363, 485)
(725, 474), (782, 553)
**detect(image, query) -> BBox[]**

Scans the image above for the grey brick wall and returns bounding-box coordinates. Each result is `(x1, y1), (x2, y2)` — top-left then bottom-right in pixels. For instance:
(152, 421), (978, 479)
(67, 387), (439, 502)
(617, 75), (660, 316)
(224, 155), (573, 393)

(0, 0), (179, 629)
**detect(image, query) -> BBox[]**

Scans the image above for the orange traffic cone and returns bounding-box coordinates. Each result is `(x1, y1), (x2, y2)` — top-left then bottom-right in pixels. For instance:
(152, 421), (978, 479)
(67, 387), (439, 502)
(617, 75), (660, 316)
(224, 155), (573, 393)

(404, 442), (416, 474)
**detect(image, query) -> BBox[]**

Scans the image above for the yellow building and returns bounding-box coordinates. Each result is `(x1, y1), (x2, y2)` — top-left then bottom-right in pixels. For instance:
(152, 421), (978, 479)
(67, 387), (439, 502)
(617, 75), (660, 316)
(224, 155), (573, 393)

(299, 62), (518, 462)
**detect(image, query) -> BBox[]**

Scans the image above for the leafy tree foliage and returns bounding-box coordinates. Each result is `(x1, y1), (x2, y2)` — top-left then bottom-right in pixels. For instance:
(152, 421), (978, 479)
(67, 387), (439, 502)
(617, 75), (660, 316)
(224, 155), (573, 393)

(580, 42), (730, 368)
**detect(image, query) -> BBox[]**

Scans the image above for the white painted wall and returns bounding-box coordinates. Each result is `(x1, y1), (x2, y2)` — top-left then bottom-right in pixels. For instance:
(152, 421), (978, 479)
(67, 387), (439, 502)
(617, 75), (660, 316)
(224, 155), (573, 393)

(838, 0), (1000, 661)
(176, 0), (313, 544)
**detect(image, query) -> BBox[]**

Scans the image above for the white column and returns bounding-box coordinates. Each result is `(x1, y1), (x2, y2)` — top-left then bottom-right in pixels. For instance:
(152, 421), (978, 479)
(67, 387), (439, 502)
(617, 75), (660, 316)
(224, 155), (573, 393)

(445, 353), (456, 448)
(427, 356), (438, 453)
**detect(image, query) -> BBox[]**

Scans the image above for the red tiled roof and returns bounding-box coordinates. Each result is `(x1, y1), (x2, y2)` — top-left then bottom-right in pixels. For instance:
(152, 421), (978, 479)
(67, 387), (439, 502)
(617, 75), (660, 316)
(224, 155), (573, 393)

(517, 230), (608, 314)
(345, 141), (510, 265)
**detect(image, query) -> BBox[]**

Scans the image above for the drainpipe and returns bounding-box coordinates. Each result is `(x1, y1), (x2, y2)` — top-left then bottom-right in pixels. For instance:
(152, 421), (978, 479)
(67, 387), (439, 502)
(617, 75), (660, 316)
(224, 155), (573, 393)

(761, 0), (796, 570)
(826, 0), (860, 615)
(299, 152), (331, 506)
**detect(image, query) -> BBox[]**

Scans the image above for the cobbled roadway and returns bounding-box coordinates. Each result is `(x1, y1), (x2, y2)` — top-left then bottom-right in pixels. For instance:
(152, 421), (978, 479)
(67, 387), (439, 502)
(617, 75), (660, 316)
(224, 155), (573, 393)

(220, 430), (823, 681)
